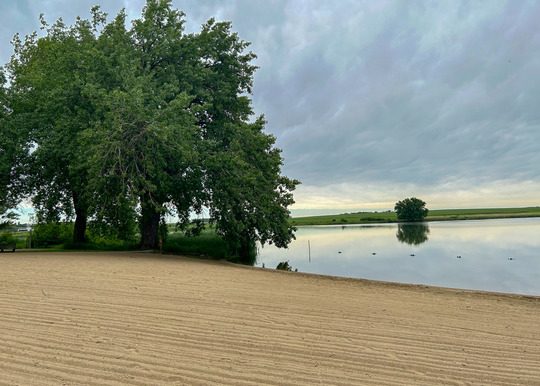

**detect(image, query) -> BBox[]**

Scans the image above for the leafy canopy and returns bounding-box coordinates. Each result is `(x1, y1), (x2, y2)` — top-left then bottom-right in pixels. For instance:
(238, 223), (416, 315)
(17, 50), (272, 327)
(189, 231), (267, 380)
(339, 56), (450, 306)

(394, 197), (429, 222)
(4, 0), (299, 259)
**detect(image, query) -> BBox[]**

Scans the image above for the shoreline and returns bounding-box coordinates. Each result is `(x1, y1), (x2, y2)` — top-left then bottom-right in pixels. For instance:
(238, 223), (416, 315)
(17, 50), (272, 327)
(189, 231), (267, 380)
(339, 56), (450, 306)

(11, 247), (540, 299)
(1, 251), (539, 384)
(249, 264), (540, 300)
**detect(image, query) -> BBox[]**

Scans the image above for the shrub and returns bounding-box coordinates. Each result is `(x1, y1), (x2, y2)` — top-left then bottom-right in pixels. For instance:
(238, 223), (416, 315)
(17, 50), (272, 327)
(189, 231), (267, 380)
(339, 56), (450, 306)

(0, 233), (16, 245)
(86, 219), (138, 245)
(68, 225), (138, 250)
(163, 230), (229, 260)
(32, 222), (73, 247)
(276, 261), (297, 271)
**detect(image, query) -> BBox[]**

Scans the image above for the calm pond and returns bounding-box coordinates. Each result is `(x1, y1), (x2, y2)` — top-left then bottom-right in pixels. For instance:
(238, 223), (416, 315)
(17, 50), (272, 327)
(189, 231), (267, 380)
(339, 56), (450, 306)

(256, 217), (540, 296)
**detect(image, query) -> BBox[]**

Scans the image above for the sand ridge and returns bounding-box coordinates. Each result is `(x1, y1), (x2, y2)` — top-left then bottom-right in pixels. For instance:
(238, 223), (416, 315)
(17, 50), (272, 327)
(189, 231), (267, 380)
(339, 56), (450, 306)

(0, 251), (539, 385)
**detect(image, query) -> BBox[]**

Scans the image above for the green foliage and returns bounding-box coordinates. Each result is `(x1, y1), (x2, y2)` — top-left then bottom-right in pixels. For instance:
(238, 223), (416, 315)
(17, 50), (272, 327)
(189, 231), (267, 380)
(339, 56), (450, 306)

(29, 221), (137, 250)
(64, 232), (137, 250)
(163, 230), (229, 260)
(394, 197), (429, 222)
(0, 211), (19, 231)
(161, 228), (260, 264)
(276, 261), (297, 272)
(4, 0), (298, 253)
(13, 232), (29, 249)
(207, 118), (299, 263)
(6, 7), (106, 243)
(1, 68), (27, 219)
(0, 232), (16, 245)
(32, 222), (73, 247)
(87, 210), (139, 244)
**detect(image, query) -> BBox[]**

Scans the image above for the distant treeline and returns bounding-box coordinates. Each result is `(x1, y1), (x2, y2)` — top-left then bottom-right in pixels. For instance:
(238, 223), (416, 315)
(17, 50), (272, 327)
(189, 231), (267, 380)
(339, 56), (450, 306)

(290, 207), (540, 226)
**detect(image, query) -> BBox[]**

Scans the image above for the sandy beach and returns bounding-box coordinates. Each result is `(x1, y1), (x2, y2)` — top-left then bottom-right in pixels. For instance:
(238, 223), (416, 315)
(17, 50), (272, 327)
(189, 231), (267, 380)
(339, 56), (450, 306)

(0, 251), (539, 385)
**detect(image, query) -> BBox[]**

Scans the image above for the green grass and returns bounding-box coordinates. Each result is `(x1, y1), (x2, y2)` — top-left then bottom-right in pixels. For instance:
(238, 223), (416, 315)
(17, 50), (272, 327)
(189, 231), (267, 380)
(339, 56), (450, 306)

(290, 207), (540, 226)
(427, 207), (540, 219)
(290, 211), (396, 226)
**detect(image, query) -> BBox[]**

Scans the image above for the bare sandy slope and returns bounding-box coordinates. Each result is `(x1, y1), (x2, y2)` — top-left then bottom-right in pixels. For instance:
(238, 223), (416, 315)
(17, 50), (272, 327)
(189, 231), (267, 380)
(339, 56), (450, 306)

(0, 251), (539, 385)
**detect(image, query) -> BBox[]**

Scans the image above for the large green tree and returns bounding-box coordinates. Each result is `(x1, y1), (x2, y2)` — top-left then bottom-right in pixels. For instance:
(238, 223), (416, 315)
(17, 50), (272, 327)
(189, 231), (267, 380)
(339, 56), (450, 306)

(394, 197), (429, 222)
(186, 18), (295, 261)
(0, 68), (23, 227)
(207, 117), (299, 262)
(6, 11), (107, 243)
(86, 1), (298, 254)
(5, 0), (299, 255)
(84, 2), (206, 248)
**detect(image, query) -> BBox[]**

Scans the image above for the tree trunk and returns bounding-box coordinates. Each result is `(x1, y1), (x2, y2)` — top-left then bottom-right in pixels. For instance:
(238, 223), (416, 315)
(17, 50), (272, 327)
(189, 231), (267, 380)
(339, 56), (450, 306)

(73, 211), (87, 245)
(139, 195), (160, 249)
(238, 237), (256, 265)
(72, 193), (87, 245)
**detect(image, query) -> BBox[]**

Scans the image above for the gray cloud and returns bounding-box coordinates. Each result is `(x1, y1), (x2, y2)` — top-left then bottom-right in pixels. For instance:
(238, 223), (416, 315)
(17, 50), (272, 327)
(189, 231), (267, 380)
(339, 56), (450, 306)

(2, 0), (539, 209)
(251, 1), (540, 194)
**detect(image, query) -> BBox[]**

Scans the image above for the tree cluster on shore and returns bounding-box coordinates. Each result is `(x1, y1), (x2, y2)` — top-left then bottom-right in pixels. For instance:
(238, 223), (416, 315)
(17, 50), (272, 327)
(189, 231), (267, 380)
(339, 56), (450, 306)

(0, 0), (299, 262)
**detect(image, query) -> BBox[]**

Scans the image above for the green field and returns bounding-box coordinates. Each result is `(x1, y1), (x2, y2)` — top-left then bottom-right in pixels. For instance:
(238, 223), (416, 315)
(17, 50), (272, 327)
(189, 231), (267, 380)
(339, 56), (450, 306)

(290, 207), (540, 226)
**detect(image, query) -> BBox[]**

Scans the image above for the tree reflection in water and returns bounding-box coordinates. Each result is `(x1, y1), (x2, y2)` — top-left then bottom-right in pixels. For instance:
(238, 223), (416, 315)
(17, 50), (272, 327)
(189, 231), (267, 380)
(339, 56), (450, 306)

(396, 223), (430, 245)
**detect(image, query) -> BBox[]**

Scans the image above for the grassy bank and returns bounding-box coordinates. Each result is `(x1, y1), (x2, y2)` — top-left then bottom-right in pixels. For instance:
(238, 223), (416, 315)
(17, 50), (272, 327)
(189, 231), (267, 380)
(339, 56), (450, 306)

(7, 228), (239, 263)
(290, 206), (540, 226)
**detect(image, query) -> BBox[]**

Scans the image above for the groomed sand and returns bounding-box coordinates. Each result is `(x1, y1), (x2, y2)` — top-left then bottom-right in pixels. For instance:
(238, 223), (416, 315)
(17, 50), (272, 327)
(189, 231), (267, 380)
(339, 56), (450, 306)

(0, 251), (539, 385)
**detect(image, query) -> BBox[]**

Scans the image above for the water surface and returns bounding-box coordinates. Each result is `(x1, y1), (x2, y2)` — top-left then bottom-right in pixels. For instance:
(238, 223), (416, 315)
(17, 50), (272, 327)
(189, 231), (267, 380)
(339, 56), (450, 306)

(256, 218), (540, 295)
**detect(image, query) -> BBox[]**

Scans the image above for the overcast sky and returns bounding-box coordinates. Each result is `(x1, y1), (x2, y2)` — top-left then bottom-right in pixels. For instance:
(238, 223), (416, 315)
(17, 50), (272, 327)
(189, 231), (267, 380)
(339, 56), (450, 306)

(2, 0), (540, 213)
